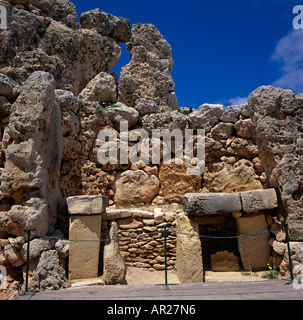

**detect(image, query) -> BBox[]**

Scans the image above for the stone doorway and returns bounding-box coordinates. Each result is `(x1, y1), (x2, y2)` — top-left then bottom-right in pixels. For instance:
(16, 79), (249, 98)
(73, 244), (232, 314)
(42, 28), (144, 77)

(182, 189), (279, 276)
(196, 215), (242, 271)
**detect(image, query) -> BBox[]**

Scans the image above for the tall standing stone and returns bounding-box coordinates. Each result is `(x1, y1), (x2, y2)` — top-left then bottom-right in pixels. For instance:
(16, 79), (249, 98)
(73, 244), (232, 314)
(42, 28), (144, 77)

(119, 23), (178, 111)
(176, 212), (203, 283)
(67, 195), (106, 280)
(248, 86), (303, 240)
(103, 221), (127, 285)
(0, 71), (63, 236)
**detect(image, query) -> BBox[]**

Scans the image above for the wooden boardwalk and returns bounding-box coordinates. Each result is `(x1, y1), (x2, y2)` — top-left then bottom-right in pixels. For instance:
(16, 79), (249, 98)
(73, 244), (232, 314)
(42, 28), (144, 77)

(15, 280), (303, 300)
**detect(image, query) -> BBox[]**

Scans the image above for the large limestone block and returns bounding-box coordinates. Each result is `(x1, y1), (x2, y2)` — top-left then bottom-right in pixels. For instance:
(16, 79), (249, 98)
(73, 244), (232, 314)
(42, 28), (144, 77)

(113, 170), (159, 205)
(183, 193), (241, 216)
(66, 195), (106, 215)
(68, 214), (102, 280)
(239, 189), (278, 213)
(78, 72), (117, 103)
(236, 213), (271, 271)
(176, 213), (203, 283)
(188, 104), (224, 132)
(107, 102), (139, 129)
(236, 213), (269, 235)
(203, 160), (263, 193)
(103, 222), (126, 285)
(211, 251), (239, 272)
(159, 159), (202, 203)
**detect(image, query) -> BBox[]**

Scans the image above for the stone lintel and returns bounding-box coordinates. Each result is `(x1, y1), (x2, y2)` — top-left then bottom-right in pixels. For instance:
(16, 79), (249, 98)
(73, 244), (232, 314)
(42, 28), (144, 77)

(67, 195), (106, 215)
(239, 189), (278, 213)
(182, 188), (278, 216)
(182, 193), (241, 216)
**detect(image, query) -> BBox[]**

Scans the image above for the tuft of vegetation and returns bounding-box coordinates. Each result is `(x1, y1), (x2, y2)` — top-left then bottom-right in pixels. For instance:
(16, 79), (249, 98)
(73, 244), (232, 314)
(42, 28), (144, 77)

(178, 107), (193, 115)
(77, 99), (85, 115)
(37, 18), (51, 36)
(262, 257), (280, 279)
(96, 97), (118, 113)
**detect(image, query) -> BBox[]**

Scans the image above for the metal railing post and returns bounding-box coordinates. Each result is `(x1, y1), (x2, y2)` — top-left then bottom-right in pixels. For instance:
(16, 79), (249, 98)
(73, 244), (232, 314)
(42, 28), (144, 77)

(164, 225), (168, 289)
(25, 229), (31, 292)
(285, 223), (294, 284)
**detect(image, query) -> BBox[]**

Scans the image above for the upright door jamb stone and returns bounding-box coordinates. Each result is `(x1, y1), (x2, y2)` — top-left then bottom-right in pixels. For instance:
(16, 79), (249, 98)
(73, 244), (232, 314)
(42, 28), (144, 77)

(176, 212), (203, 283)
(67, 195), (106, 280)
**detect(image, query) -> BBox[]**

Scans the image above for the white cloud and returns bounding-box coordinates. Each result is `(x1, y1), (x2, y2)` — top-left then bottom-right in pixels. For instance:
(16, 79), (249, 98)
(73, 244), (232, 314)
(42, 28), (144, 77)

(272, 29), (303, 92)
(228, 96), (248, 106)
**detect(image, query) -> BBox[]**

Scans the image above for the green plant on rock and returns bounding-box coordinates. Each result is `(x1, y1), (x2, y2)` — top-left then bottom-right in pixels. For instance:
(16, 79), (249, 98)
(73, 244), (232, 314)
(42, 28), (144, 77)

(178, 107), (193, 115)
(262, 257), (280, 279)
(37, 18), (51, 36)
(77, 99), (85, 115)
(97, 97), (118, 113)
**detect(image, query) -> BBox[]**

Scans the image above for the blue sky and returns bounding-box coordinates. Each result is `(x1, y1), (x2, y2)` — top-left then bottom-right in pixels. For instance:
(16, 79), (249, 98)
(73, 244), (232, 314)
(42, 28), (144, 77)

(72, 0), (303, 108)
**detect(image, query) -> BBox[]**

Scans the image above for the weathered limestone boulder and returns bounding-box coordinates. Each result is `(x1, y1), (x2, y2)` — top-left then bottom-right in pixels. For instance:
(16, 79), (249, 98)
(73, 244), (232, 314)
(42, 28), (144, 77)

(135, 98), (160, 115)
(32, 250), (67, 291)
(20, 239), (51, 261)
(103, 222), (127, 285)
(142, 111), (188, 134)
(78, 72), (117, 103)
(119, 23), (178, 110)
(236, 213), (271, 271)
(248, 86), (303, 240)
(113, 170), (159, 205)
(3, 245), (23, 267)
(280, 242), (303, 276)
(176, 213), (203, 282)
(211, 122), (234, 140)
(159, 159), (202, 203)
(0, 73), (21, 98)
(220, 105), (242, 123)
(0, 198), (49, 236)
(211, 251), (239, 271)
(0, 3), (121, 95)
(80, 8), (131, 43)
(203, 160), (263, 193)
(67, 196), (105, 280)
(107, 102), (139, 129)
(188, 104), (224, 132)
(227, 137), (259, 159)
(0, 71), (63, 235)
(234, 118), (255, 139)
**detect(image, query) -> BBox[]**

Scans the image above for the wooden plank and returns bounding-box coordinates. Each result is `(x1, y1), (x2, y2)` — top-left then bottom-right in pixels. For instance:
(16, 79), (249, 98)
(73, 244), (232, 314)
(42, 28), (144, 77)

(15, 281), (303, 301)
